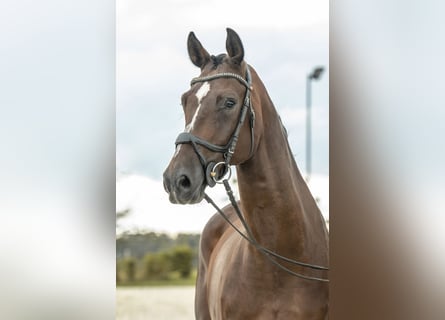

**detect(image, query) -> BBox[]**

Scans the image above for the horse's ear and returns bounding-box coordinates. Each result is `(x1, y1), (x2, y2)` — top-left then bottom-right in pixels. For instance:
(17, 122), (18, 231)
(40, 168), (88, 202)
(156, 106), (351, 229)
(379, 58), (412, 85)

(226, 28), (244, 65)
(187, 32), (210, 69)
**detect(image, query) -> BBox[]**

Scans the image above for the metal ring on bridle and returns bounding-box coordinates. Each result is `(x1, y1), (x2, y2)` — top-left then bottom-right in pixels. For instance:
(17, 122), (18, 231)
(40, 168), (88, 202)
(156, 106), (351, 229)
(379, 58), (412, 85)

(210, 162), (232, 183)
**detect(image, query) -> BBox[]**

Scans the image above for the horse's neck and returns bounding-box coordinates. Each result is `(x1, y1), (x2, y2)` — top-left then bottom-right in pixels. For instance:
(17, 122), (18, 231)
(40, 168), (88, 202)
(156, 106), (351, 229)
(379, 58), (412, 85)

(236, 86), (327, 259)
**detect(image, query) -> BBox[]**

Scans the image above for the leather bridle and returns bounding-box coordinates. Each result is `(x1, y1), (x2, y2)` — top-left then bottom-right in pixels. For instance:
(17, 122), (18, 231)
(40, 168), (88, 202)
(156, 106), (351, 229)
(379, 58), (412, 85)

(174, 66), (329, 282)
(175, 67), (255, 187)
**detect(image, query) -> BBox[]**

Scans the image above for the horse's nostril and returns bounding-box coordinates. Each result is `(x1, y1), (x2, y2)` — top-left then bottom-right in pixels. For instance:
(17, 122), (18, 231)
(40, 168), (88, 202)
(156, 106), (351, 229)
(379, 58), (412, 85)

(177, 175), (191, 190)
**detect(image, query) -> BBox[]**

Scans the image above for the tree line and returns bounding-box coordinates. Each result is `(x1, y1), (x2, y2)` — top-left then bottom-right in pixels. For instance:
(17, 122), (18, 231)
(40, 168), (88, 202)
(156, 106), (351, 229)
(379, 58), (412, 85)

(116, 231), (200, 284)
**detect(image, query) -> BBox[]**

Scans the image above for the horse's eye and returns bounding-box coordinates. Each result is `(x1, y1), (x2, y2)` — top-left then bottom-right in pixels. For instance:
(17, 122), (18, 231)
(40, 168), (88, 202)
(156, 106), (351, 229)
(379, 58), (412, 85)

(224, 99), (236, 109)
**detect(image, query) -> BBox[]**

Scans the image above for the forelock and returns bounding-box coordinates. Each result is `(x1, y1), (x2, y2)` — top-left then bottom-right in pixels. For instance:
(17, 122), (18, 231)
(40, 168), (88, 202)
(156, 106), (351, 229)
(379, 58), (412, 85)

(210, 54), (226, 69)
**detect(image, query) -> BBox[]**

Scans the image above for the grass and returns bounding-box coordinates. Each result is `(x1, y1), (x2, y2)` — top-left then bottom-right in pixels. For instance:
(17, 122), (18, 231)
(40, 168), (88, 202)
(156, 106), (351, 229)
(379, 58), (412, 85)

(117, 278), (196, 287)
(117, 271), (197, 287)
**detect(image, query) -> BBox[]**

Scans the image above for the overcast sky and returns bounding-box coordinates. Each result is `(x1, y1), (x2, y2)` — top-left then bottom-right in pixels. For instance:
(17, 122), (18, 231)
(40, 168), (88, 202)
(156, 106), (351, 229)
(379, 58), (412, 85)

(116, 0), (329, 234)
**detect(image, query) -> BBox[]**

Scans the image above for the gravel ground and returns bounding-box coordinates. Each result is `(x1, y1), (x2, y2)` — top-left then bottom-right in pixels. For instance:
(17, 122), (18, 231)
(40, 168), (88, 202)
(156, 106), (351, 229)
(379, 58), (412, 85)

(116, 286), (195, 320)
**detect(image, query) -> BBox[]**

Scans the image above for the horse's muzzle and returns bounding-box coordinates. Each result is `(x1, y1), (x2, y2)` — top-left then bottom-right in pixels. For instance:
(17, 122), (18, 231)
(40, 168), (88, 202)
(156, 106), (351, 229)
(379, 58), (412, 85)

(163, 164), (205, 205)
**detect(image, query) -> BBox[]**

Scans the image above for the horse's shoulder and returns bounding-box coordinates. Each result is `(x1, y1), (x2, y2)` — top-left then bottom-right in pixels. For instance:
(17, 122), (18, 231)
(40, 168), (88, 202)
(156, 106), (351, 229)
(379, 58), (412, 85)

(199, 203), (237, 263)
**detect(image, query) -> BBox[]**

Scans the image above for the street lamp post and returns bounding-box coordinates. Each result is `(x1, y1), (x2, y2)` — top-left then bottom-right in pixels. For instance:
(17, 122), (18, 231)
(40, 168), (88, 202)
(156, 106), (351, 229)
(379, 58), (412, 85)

(306, 66), (324, 182)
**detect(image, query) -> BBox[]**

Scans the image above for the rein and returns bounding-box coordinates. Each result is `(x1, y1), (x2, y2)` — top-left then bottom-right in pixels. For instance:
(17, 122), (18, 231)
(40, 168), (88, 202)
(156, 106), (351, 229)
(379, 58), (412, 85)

(175, 66), (329, 282)
(204, 185), (329, 282)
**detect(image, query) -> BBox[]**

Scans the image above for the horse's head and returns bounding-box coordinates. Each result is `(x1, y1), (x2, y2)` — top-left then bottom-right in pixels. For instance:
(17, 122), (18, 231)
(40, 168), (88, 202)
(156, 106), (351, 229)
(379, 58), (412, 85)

(163, 28), (257, 204)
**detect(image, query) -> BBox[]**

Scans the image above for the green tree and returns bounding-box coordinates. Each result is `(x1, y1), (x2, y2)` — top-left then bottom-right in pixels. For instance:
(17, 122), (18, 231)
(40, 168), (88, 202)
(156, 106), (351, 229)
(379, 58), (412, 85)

(122, 257), (136, 282)
(143, 252), (171, 280)
(170, 245), (193, 278)
(116, 262), (121, 283)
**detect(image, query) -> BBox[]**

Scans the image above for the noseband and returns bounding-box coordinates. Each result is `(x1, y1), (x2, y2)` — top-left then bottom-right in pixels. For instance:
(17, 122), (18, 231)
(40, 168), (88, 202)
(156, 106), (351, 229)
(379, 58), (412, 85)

(175, 67), (255, 187)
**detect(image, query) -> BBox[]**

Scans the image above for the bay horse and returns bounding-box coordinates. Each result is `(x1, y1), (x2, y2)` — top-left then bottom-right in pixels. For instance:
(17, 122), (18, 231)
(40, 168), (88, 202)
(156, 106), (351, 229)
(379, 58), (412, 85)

(163, 28), (329, 319)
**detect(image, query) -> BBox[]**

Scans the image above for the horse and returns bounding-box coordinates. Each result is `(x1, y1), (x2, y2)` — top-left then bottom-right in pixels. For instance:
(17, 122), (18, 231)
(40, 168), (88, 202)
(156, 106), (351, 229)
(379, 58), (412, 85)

(163, 28), (329, 320)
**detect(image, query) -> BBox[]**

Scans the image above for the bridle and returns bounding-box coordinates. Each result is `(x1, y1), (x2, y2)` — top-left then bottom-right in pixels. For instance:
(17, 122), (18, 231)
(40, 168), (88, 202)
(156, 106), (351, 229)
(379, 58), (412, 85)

(175, 67), (255, 187)
(174, 66), (329, 282)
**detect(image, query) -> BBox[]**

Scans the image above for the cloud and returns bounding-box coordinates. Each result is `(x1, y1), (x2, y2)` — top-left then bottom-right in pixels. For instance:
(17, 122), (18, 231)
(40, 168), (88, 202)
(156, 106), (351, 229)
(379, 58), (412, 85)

(307, 174), (330, 221)
(116, 173), (230, 234)
(117, 0), (328, 34)
(116, 173), (328, 234)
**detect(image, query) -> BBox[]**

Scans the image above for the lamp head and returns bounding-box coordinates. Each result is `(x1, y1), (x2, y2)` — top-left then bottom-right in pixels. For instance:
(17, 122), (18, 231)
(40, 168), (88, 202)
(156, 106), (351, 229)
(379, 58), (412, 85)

(309, 66), (324, 80)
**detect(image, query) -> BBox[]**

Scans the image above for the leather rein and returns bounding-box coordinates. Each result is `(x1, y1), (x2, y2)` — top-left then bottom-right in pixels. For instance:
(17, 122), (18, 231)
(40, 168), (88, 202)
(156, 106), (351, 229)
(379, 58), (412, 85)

(175, 66), (329, 282)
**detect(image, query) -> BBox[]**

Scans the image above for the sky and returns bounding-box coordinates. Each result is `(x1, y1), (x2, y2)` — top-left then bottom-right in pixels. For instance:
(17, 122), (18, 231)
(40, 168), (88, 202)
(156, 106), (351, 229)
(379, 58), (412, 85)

(116, 0), (329, 234)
